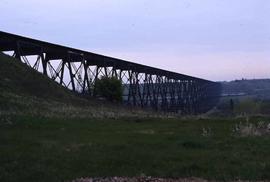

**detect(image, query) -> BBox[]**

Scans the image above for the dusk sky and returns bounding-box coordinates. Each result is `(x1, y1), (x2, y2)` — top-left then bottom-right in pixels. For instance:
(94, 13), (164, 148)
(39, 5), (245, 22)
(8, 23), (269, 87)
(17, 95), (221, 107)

(1, 0), (269, 81)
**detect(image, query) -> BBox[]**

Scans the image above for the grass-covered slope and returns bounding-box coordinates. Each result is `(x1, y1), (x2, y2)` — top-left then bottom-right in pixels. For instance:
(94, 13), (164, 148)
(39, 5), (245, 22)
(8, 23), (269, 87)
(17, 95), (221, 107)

(0, 52), (78, 101)
(0, 53), (149, 117)
(0, 53), (88, 116)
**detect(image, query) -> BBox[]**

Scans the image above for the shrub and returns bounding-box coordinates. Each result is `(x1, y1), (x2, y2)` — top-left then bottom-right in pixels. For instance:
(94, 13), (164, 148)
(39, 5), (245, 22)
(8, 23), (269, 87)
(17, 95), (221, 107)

(94, 76), (123, 102)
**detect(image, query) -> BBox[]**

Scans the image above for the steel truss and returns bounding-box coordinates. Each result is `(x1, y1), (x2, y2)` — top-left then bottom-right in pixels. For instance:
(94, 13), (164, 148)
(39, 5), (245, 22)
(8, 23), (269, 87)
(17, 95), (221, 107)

(0, 31), (221, 114)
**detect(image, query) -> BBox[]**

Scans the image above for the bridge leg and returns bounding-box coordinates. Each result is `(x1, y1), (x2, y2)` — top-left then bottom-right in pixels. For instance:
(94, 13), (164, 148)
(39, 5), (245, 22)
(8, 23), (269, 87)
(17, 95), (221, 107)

(149, 75), (156, 110)
(57, 61), (63, 85)
(14, 41), (21, 61)
(136, 72), (143, 107)
(83, 61), (90, 94)
(93, 66), (100, 96)
(41, 53), (47, 76)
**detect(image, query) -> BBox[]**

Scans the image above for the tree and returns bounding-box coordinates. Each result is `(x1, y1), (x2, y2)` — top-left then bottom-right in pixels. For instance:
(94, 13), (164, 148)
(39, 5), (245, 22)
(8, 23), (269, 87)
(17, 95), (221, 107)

(94, 76), (123, 102)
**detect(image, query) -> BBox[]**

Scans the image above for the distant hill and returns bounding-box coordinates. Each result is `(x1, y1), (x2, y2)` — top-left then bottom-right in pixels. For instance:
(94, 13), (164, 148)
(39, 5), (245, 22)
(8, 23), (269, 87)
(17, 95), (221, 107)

(220, 79), (270, 100)
(213, 79), (270, 116)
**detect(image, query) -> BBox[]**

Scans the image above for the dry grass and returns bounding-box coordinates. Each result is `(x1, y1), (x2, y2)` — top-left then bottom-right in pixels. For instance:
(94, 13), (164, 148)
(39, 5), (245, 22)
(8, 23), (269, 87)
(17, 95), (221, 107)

(232, 120), (270, 137)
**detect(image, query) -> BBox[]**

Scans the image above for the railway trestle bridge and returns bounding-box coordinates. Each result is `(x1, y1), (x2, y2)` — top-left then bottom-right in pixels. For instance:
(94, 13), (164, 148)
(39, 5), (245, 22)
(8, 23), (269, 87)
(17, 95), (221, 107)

(0, 31), (221, 114)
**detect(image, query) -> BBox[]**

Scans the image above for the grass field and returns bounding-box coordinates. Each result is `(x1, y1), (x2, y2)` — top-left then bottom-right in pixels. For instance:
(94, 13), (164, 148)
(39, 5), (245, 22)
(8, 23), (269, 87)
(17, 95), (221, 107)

(1, 115), (270, 182)
(1, 52), (270, 182)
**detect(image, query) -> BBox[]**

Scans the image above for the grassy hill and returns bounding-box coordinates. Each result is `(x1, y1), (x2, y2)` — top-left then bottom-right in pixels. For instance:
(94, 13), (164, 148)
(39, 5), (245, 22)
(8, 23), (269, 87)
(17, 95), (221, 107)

(0, 53), (151, 118)
(0, 53), (78, 101)
(221, 79), (270, 99)
(216, 79), (270, 116)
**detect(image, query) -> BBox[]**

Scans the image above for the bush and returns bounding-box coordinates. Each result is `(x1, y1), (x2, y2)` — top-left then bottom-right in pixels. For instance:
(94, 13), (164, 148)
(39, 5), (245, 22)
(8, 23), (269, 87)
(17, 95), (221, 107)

(94, 76), (123, 102)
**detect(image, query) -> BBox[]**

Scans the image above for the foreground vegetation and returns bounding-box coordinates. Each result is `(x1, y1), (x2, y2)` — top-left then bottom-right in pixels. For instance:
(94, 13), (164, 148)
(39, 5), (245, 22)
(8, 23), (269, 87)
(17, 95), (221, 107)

(1, 52), (270, 182)
(1, 115), (270, 182)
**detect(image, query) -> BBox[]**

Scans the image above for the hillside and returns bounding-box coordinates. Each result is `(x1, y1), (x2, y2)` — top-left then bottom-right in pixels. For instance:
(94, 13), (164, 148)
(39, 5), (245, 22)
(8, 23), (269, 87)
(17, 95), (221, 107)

(221, 79), (270, 99)
(0, 53), (84, 100)
(214, 79), (270, 116)
(0, 53), (150, 118)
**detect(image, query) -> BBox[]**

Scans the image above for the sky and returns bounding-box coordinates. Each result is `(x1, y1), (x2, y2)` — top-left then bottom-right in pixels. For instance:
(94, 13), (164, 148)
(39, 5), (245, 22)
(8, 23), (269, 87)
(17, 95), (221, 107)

(0, 0), (269, 81)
